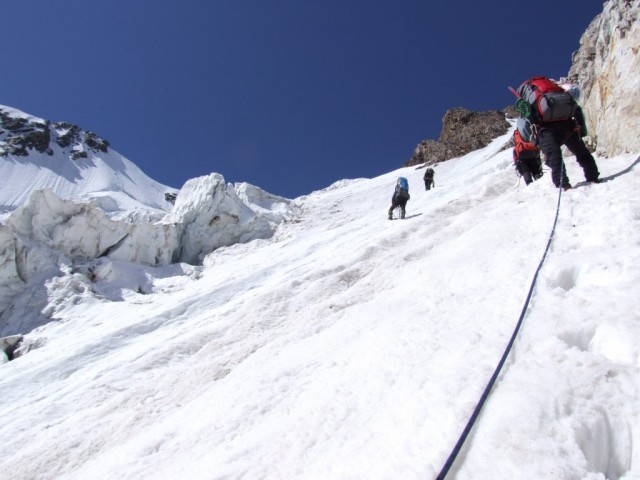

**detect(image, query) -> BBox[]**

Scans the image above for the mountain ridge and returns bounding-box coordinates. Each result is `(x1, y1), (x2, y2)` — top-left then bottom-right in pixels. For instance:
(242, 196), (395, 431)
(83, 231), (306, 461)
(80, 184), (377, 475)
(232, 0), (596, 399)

(0, 104), (174, 219)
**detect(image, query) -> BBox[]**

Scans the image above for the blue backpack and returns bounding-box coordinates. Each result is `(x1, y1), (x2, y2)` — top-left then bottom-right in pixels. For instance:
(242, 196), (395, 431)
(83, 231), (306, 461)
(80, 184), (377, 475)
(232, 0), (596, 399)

(397, 177), (409, 191)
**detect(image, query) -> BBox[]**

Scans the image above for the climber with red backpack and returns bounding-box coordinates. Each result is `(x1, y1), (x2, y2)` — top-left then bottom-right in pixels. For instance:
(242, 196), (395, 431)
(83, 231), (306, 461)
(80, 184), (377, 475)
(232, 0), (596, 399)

(513, 118), (543, 185)
(512, 76), (600, 190)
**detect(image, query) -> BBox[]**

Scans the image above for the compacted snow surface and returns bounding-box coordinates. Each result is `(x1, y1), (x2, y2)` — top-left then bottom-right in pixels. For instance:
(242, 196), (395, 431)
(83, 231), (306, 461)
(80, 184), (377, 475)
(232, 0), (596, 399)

(1, 131), (639, 479)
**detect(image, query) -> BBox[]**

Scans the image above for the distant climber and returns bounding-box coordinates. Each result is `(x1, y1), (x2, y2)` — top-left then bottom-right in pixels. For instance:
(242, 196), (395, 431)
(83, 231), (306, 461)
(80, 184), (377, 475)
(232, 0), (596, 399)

(388, 177), (410, 220)
(513, 76), (600, 190)
(423, 167), (435, 191)
(513, 119), (543, 185)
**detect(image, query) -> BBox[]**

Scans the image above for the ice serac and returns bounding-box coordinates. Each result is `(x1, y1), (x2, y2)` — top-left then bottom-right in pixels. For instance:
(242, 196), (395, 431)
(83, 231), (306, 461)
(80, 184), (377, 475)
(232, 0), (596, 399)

(6, 189), (179, 267)
(0, 104), (296, 334)
(0, 189), (180, 325)
(163, 173), (294, 265)
(0, 172), (295, 333)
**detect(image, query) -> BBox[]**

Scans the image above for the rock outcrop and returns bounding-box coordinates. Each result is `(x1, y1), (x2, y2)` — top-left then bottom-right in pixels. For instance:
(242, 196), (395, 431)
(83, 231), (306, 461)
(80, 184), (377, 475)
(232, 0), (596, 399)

(0, 107), (110, 160)
(567, 0), (640, 155)
(0, 110), (52, 156)
(405, 108), (510, 167)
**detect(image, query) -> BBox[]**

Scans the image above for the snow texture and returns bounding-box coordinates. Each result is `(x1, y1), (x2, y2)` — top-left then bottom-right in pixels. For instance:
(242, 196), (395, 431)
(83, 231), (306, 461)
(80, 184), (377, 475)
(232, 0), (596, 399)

(0, 124), (639, 478)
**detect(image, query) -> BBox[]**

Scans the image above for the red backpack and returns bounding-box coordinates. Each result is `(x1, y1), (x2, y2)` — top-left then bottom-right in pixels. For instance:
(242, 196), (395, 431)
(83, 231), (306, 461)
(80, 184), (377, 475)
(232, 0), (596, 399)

(517, 77), (577, 123)
(513, 129), (540, 162)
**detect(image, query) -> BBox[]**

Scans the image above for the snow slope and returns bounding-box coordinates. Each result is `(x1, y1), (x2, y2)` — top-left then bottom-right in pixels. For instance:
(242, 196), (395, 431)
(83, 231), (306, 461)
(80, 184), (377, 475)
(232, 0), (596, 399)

(1, 129), (639, 479)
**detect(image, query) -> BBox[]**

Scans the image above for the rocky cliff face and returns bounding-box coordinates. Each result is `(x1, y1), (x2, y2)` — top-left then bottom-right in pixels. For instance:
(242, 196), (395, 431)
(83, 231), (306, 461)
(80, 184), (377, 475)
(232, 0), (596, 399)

(405, 108), (511, 167)
(567, 0), (640, 155)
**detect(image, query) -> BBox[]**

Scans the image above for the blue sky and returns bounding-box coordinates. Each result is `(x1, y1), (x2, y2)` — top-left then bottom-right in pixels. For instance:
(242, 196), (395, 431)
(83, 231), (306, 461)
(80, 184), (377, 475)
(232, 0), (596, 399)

(2, 1), (605, 198)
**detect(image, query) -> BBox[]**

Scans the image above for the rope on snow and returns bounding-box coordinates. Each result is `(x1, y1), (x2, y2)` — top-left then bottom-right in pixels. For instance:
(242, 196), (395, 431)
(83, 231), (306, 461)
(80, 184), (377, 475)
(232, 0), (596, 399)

(435, 164), (566, 480)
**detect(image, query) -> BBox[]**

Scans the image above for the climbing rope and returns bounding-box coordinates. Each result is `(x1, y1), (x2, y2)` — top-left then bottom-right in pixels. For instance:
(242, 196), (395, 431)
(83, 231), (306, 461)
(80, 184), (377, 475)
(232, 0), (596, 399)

(435, 163), (566, 480)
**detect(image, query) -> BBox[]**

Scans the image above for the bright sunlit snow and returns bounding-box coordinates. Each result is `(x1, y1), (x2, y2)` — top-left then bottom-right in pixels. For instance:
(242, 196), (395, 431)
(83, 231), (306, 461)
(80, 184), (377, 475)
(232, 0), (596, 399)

(0, 105), (172, 220)
(1, 128), (639, 479)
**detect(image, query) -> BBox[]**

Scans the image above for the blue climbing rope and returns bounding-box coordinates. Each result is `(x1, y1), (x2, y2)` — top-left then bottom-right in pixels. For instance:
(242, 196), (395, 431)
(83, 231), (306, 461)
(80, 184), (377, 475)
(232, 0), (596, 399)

(436, 169), (566, 480)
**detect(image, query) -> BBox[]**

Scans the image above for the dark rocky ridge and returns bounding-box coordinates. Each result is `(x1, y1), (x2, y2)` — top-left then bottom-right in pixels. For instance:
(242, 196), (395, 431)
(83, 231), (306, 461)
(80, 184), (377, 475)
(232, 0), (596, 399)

(405, 107), (513, 167)
(0, 108), (110, 160)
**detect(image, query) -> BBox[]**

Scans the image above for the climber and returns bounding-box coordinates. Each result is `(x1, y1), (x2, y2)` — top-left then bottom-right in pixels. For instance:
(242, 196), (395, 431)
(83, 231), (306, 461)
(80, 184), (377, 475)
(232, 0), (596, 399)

(423, 167), (436, 191)
(513, 119), (543, 185)
(514, 76), (600, 190)
(388, 177), (410, 220)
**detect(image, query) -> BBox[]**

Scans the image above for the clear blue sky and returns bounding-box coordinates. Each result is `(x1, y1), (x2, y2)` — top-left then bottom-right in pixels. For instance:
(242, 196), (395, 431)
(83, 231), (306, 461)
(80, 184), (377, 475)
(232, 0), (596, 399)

(2, 1), (605, 198)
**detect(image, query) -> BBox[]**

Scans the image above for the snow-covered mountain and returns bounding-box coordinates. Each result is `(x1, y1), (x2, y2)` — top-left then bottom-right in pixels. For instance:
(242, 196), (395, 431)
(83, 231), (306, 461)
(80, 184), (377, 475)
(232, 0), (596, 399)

(0, 105), (173, 220)
(0, 105), (296, 327)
